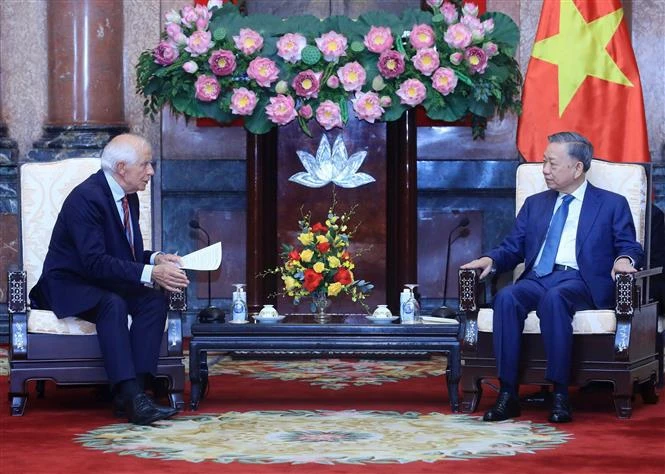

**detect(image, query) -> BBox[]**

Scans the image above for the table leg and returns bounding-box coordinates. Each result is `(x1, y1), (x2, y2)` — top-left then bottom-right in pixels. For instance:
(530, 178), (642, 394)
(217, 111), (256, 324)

(189, 343), (202, 410)
(200, 350), (209, 402)
(446, 345), (461, 412)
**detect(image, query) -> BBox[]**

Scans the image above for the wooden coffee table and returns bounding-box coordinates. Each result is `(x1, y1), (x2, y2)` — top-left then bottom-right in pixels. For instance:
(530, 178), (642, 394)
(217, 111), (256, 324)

(189, 314), (461, 411)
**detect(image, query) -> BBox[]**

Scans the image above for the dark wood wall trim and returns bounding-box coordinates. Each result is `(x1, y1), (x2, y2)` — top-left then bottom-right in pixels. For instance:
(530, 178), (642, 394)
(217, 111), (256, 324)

(386, 110), (418, 311)
(246, 130), (278, 313)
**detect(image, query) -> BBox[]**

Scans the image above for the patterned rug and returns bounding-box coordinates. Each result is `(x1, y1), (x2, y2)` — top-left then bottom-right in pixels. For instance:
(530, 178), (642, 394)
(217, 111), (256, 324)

(200, 354), (447, 390)
(2, 347), (571, 465)
(75, 410), (570, 464)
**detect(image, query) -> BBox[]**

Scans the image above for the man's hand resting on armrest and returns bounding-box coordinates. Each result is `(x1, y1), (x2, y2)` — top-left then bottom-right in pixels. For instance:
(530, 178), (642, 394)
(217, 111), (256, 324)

(611, 256), (637, 280)
(461, 256), (494, 281)
(152, 253), (189, 292)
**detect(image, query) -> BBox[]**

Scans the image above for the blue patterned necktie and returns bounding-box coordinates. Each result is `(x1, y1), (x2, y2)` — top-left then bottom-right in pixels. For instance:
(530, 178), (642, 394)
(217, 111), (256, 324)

(534, 194), (574, 277)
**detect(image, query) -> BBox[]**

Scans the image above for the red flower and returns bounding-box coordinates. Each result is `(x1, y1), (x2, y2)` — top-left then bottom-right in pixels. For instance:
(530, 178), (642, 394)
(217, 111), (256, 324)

(288, 249), (300, 261)
(316, 241), (331, 253)
(311, 222), (328, 233)
(303, 268), (324, 292)
(334, 267), (353, 285)
(341, 250), (351, 260)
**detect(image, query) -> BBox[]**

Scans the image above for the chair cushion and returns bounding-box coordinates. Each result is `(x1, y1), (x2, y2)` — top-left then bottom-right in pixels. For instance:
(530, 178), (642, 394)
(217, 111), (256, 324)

(20, 158), (152, 294)
(477, 308), (617, 334)
(27, 309), (148, 335)
(28, 309), (99, 335)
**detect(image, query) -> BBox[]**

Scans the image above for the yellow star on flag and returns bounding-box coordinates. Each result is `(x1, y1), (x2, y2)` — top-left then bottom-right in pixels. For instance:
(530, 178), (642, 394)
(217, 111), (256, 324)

(531, 0), (633, 117)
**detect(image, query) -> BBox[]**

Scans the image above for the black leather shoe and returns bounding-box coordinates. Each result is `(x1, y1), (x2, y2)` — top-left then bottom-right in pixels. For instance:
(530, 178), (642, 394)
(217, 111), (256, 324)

(548, 393), (573, 423)
(125, 393), (178, 425)
(114, 394), (178, 419)
(483, 392), (521, 421)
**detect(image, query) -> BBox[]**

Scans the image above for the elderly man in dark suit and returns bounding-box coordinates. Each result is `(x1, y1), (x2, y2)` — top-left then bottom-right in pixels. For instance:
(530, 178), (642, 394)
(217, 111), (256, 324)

(30, 134), (189, 425)
(462, 131), (643, 423)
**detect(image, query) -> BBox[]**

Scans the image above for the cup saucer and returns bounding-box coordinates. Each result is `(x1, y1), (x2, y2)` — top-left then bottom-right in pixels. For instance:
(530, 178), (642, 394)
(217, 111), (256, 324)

(253, 314), (286, 324)
(228, 319), (249, 324)
(365, 315), (399, 324)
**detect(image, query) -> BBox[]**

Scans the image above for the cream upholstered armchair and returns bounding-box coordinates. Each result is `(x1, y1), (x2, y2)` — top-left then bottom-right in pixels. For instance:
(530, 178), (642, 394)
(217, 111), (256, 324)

(7, 157), (186, 415)
(457, 160), (661, 418)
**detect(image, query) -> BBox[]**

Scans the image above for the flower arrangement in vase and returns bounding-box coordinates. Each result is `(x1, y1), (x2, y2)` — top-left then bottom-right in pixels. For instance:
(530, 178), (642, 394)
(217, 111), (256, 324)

(265, 199), (373, 318)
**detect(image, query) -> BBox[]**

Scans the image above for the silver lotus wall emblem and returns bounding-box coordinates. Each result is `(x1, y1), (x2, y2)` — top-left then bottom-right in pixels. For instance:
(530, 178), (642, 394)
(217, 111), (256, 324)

(289, 134), (376, 188)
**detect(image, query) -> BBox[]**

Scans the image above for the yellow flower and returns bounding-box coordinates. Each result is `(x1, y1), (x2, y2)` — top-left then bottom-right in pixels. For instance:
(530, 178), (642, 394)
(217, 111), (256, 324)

(298, 232), (314, 246)
(300, 249), (314, 262)
(285, 260), (302, 271)
(316, 235), (328, 244)
(283, 276), (300, 290)
(343, 261), (355, 270)
(313, 261), (326, 273)
(327, 282), (343, 296)
(327, 256), (340, 268)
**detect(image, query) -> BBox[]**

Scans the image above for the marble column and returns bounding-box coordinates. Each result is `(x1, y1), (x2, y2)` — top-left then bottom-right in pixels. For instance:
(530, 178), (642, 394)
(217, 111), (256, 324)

(0, 41), (20, 340)
(30, 0), (127, 159)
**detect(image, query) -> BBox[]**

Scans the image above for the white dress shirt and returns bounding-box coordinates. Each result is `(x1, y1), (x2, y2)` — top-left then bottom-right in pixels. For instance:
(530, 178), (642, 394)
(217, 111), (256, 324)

(103, 171), (156, 284)
(534, 180), (588, 270)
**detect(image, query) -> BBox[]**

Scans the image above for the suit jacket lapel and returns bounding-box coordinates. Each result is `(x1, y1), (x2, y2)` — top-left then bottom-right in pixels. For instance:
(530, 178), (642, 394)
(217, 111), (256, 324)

(537, 191), (558, 242)
(576, 183), (601, 257)
(526, 191), (558, 270)
(95, 170), (124, 233)
(95, 170), (137, 260)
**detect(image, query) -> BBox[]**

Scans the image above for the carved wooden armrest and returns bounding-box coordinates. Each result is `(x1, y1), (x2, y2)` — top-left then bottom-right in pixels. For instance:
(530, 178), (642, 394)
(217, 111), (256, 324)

(613, 270), (657, 360)
(613, 271), (653, 360)
(166, 290), (187, 356)
(7, 271), (28, 359)
(458, 268), (481, 352)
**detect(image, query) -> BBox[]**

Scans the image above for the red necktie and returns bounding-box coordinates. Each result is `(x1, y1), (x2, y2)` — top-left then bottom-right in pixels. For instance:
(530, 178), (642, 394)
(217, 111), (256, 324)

(121, 196), (135, 259)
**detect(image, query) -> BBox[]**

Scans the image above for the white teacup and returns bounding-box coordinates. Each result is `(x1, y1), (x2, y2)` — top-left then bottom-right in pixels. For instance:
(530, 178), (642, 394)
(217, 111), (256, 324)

(372, 304), (392, 318)
(258, 304), (279, 319)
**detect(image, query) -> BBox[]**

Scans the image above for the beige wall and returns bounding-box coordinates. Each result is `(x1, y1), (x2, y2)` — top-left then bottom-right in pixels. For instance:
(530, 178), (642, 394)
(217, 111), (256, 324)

(1, 0), (663, 161)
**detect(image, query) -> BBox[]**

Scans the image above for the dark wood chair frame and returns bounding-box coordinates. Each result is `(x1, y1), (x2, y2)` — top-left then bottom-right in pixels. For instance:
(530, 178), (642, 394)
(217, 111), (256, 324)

(456, 161), (662, 419)
(7, 271), (187, 416)
(457, 265), (661, 419)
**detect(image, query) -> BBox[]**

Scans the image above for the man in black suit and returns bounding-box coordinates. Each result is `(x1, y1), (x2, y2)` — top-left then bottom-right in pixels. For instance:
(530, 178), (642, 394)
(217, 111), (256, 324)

(30, 134), (189, 425)
(651, 204), (665, 310)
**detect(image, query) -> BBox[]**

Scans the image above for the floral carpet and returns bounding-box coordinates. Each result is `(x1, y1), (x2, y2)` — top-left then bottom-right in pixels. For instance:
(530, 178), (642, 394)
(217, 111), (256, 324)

(198, 354), (447, 390)
(75, 410), (570, 465)
(71, 355), (571, 465)
(1, 348), (571, 466)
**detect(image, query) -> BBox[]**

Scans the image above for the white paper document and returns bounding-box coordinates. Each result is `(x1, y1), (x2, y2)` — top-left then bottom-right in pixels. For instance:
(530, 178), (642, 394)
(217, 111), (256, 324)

(179, 242), (222, 271)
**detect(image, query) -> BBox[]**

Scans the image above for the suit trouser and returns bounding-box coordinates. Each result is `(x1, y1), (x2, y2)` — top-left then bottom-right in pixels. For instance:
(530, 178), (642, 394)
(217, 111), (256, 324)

(82, 287), (167, 384)
(492, 270), (594, 386)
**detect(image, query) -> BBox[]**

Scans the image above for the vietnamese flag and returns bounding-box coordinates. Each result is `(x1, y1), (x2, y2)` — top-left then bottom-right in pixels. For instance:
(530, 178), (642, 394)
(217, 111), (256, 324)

(517, 0), (650, 163)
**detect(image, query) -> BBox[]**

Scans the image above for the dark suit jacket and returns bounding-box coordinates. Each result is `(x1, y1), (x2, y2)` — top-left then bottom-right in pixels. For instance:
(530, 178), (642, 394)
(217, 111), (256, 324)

(487, 182), (644, 309)
(30, 170), (153, 318)
(650, 204), (665, 307)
